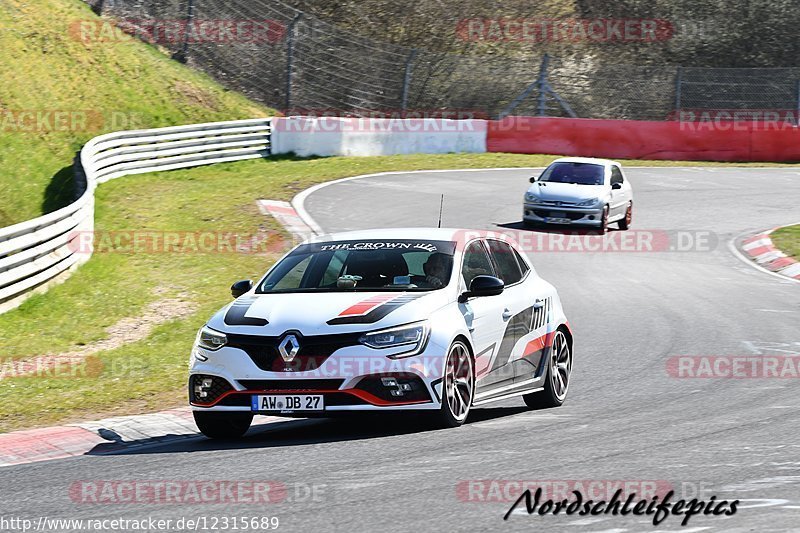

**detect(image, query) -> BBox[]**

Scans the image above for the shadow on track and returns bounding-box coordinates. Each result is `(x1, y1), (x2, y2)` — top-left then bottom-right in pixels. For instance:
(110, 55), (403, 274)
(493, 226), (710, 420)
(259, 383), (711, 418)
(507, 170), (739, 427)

(86, 406), (533, 456)
(495, 221), (623, 234)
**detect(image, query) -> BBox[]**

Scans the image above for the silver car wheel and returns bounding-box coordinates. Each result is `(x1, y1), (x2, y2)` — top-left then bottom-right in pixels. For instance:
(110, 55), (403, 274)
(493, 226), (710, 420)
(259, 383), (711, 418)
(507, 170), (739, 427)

(550, 330), (571, 400)
(445, 342), (474, 422)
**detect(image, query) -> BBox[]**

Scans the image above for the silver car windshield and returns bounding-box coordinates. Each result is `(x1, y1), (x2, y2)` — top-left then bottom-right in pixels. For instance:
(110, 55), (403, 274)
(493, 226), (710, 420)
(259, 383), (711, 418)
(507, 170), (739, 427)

(257, 240), (456, 293)
(539, 162), (605, 185)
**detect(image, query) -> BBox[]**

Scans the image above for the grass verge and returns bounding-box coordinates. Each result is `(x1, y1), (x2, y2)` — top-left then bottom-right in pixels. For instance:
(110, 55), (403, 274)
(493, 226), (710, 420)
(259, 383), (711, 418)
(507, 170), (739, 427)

(770, 224), (800, 261)
(0, 0), (271, 225)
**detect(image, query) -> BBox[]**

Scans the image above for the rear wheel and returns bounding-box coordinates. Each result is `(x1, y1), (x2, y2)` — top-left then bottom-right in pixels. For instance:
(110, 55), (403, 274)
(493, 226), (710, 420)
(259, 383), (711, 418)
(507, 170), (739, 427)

(618, 202), (633, 230)
(193, 411), (253, 439)
(523, 329), (571, 409)
(433, 340), (474, 428)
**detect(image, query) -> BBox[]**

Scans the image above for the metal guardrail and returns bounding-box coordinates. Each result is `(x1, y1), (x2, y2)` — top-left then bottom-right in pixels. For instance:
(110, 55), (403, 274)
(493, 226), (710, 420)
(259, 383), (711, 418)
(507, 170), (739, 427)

(0, 118), (272, 313)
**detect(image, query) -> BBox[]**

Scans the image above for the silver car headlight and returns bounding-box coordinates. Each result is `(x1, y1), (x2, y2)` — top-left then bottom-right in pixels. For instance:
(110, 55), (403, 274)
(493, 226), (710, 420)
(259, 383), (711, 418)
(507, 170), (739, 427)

(576, 197), (599, 207)
(359, 321), (429, 358)
(195, 326), (227, 351)
(525, 192), (543, 204)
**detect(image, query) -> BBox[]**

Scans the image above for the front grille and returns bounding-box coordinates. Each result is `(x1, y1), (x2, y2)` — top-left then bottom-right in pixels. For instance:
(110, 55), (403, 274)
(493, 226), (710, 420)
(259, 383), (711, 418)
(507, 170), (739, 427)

(237, 379), (345, 391)
(541, 200), (577, 207)
(355, 373), (431, 403)
(227, 332), (362, 372)
(189, 374), (233, 404)
(532, 209), (586, 221)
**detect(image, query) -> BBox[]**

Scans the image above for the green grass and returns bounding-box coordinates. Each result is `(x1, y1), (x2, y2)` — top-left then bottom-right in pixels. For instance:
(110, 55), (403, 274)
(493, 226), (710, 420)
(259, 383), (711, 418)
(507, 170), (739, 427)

(771, 224), (800, 261)
(0, 0), (271, 226)
(3, 151), (800, 432)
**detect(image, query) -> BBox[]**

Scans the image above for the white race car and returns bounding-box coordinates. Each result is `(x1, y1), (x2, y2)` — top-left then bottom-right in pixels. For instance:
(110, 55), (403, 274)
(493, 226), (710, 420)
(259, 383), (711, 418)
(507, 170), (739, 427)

(523, 157), (634, 233)
(189, 228), (572, 438)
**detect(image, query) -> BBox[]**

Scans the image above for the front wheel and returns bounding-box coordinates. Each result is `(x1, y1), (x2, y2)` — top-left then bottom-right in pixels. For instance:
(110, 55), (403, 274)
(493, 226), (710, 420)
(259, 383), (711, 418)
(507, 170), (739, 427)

(193, 411), (253, 439)
(433, 340), (474, 428)
(523, 329), (571, 409)
(597, 205), (609, 234)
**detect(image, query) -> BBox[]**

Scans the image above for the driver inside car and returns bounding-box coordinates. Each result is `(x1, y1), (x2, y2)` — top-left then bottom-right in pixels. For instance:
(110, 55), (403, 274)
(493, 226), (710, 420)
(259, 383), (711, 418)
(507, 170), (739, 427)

(422, 252), (453, 289)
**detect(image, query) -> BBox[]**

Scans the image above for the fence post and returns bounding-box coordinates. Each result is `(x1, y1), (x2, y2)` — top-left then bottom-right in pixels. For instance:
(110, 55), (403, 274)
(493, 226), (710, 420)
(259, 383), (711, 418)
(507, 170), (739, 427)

(400, 49), (418, 116)
(674, 66), (683, 119)
(795, 79), (800, 126)
(536, 54), (550, 117)
(173, 0), (196, 64)
(285, 13), (305, 112)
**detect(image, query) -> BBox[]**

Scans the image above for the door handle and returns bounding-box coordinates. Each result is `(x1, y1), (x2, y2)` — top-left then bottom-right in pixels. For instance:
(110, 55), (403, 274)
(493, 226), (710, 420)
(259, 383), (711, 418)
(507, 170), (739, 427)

(501, 308), (513, 320)
(533, 299), (545, 310)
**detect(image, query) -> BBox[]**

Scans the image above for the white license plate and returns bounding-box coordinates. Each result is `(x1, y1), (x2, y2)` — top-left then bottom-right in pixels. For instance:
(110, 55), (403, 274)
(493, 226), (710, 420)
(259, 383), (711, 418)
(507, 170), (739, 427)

(251, 394), (324, 412)
(546, 217), (571, 224)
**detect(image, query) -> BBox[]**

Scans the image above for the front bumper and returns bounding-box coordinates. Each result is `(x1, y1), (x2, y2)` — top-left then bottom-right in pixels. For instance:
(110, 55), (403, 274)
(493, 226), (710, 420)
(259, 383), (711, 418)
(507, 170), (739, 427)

(188, 336), (447, 414)
(523, 203), (602, 226)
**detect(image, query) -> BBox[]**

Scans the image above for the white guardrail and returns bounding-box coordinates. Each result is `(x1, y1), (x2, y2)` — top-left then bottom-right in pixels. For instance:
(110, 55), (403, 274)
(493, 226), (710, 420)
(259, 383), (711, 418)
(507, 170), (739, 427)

(0, 118), (272, 313)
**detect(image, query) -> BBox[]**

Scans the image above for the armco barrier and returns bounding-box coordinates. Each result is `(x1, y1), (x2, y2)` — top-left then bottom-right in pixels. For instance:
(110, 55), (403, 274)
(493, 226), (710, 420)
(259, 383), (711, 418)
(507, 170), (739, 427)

(487, 116), (800, 162)
(0, 119), (271, 313)
(270, 116), (488, 157)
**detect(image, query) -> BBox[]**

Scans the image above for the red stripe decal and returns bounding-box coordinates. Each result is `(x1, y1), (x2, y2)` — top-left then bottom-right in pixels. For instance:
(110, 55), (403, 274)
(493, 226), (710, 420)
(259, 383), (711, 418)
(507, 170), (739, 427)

(522, 332), (553, 358)
(338, 294), (397, 317)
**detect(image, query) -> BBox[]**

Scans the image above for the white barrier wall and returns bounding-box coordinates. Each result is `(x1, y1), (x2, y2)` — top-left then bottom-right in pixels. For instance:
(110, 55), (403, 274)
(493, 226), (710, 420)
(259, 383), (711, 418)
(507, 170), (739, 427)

(270, 116), (488, 157)
(0, 118), (272, 313)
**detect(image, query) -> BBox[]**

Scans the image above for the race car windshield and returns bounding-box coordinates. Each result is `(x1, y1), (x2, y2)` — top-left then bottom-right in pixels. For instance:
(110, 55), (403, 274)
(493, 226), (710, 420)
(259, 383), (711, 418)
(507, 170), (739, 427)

(257, 240), (457, 293)
(539, 162), (605, 185)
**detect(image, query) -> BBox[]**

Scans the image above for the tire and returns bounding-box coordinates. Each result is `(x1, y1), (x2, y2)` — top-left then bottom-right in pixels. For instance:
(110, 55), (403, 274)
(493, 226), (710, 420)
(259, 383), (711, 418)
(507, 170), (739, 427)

(433, 340), (475, 428)
(193, 411), (253, 439)
(523, 329), (572, 409)
(597, 205), (609, 234)
(618, 202), (632, 230)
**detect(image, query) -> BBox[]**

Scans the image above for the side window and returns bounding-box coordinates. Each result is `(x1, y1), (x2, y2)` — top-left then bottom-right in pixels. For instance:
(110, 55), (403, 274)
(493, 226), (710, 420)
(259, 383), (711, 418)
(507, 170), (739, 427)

(611, 166), (624, 186)
(486, 240), (523, 285)
(461, 241), (494, 287)
(512, 247), (531, 276)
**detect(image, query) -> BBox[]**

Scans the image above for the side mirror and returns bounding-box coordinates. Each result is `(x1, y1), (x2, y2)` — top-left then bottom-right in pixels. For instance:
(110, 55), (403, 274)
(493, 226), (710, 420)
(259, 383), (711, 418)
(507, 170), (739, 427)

(231, 279), (253, 298)
(529, 176), (538, 183)
(611, 182), (622, 190)
(459, 275), (504, 302)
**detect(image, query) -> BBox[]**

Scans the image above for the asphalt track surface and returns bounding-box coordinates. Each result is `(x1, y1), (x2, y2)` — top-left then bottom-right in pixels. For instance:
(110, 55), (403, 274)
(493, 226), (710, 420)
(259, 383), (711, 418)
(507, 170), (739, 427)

(1, 168), (799, 532)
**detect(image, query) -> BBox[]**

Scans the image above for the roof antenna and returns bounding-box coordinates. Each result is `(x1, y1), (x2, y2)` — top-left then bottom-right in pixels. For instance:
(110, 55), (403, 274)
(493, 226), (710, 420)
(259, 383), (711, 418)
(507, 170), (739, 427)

(437, 194), (444, 228)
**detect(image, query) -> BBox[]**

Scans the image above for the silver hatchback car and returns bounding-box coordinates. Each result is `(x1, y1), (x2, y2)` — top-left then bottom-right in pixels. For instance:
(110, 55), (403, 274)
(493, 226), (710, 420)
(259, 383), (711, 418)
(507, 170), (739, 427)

(523, 157), (634, 234)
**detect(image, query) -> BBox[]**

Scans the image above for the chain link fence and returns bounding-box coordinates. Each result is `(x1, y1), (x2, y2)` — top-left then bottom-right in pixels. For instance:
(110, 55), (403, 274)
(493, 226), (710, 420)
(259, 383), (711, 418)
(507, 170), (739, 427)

(85, 0), (800, 121)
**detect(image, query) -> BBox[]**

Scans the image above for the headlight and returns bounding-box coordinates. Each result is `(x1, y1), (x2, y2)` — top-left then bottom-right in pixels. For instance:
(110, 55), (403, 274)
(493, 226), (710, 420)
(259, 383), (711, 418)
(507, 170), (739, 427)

(195, 326), (227, 351)
(359, 321), (429, 358)
(576, 198), (599, 207)
(525, 192), (543, 204)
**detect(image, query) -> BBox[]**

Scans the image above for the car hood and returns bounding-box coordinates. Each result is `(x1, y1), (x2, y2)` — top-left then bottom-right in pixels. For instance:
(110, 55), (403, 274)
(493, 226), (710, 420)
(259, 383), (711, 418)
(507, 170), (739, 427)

(529, 182), (608, 203)
(207, 290), (450, 336)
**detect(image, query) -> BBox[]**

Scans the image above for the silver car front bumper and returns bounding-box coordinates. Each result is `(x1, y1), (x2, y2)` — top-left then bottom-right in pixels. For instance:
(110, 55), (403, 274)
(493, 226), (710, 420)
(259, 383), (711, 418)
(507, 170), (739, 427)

(523, 203), (603, 226)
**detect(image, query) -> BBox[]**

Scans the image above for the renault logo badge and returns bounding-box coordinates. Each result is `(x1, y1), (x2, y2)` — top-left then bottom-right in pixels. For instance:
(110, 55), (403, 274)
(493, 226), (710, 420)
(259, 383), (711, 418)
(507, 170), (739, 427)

(278, 334), (301, 363)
